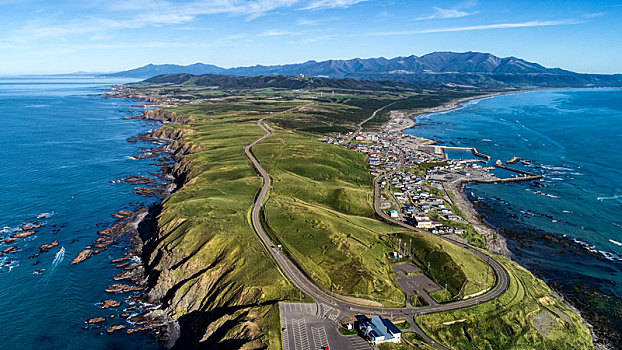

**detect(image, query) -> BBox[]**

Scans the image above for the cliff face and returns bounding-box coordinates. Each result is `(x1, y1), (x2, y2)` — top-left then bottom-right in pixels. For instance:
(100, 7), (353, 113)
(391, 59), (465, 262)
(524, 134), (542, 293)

(141, 115), (295, 349)
(144, 110), (192, 124)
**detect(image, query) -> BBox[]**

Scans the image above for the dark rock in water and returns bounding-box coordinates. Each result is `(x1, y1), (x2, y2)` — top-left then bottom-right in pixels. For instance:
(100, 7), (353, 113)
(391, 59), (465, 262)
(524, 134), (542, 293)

(126, 327), (149, 334)
(101, 299), (122, 309)
(105, 283), (142, 293)
(10, 230), (36, 239)
(111, 256), (131, 264)
(86, 317), (106, 324)
(71, 249), (93, 264)
(1, 246), (19, 255)
(39, 240), (59, 253)
(107, 325), (126, 334)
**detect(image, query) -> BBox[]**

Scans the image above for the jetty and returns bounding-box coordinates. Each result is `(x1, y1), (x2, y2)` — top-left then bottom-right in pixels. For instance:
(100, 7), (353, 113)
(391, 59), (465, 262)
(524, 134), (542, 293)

(494, 160), (542, 179)
(436, 146), (492, 161)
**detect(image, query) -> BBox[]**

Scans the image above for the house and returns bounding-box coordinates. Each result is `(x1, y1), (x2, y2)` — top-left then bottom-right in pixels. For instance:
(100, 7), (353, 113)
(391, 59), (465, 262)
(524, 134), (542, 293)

(359, 316), (402, 345)
(390, 210), (399, 218)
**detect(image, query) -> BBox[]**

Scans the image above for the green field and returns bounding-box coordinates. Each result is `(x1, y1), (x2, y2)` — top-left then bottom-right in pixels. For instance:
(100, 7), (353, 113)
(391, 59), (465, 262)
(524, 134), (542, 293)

(253, 125), (409, 305)
(418, 254), (594, 349)
(122, 82), (594, 349)
(145, 101), (304, 349)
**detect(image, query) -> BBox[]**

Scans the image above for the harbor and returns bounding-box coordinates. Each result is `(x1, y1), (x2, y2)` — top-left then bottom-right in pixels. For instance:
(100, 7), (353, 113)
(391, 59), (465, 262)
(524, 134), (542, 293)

(321, 110), (541, 242)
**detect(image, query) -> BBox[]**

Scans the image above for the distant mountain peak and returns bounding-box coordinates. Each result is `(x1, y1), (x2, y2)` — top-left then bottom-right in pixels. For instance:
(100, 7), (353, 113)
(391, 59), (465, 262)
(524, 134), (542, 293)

(103, 51), (622, 88)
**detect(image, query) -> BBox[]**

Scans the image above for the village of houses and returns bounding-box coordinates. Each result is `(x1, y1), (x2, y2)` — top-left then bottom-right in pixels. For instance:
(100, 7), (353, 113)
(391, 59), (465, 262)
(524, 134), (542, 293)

(321, 111), (507, 241)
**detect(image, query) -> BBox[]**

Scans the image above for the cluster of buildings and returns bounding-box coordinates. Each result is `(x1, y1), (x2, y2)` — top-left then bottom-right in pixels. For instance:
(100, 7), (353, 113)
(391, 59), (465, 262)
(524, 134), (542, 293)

(321, 111), (495, 237)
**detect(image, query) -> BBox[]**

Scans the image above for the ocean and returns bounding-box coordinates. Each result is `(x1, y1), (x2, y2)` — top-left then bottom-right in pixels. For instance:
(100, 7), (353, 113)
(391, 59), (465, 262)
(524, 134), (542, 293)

(405, 88), (622, 345)
(0, 77), (163, 349)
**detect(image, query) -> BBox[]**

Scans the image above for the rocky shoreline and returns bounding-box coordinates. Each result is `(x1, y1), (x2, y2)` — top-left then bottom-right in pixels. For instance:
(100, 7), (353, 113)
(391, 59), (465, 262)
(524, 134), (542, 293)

(400, 93), (617, 350)
(74, 95), (195, 343)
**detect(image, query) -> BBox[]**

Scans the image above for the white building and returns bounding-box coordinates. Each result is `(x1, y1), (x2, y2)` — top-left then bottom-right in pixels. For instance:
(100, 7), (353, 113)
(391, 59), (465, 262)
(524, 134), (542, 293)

(359, 316), (402, 345)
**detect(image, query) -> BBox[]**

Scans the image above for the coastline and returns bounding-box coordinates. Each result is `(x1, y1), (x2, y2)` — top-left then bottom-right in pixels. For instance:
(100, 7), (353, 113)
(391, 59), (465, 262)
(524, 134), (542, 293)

(396, 90), (617, 349)
(395, 90), (534, 254)
(113, 86), (608, 349)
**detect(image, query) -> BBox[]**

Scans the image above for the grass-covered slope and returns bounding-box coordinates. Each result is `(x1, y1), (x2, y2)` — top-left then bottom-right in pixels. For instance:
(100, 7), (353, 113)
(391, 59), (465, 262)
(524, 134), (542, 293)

(133, 85), (593, 349)
(253, 127), (407, 304)
(419, 254), (594, 349)
(251, 125), (496, 306)
(145, 101), (304, 349)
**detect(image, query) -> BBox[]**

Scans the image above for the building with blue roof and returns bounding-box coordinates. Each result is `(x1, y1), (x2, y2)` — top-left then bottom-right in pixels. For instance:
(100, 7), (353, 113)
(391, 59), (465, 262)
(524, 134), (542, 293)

(359, 316), (402, 345)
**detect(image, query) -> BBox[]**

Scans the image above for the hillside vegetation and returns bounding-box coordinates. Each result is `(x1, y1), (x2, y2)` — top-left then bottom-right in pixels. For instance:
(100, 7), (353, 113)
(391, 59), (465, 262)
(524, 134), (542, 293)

(419, 254), (594, 349)
(127, 83), (594, 349)
(144, 100), (304, 349)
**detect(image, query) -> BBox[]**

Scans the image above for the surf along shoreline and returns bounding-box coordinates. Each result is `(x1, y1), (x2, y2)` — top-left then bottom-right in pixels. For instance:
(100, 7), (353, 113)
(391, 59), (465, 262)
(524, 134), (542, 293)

(110, 85), (613, 348)
(397, 89), (619, 349)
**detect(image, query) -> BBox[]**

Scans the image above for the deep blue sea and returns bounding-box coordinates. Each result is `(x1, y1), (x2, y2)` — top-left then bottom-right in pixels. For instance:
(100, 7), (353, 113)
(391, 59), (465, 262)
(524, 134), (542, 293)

(406, 89), (622, 341)
(0, 77), (162, 349)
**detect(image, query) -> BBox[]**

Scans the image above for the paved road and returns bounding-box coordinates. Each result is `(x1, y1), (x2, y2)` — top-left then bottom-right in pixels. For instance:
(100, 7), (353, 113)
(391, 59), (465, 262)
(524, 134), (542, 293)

(245, 108), (510, 349)
(344, 102), (396, 143)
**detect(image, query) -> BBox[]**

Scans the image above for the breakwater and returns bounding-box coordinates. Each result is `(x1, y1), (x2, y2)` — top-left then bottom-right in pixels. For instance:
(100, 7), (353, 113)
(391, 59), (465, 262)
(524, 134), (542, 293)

(436, 145), (492, 161)
(405, 88), (622, 349)
(494, 160), (542, 178)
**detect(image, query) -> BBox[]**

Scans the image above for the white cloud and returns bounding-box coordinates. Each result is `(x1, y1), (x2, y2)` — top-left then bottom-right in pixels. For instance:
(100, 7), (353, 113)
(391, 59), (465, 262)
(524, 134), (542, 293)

(297, 18), (320, 25)
(368, 20), (580, 36)
(260, 29), (296, 36)
(302, 0), (368, 10)
(414, 6), (478, 21)
(583, 12), (605, 18)
(10, 0), (304, 42)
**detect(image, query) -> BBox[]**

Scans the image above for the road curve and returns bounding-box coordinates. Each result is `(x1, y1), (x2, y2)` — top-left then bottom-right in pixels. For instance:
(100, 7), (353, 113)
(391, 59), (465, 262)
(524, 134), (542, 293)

(245, 109), (510, 349)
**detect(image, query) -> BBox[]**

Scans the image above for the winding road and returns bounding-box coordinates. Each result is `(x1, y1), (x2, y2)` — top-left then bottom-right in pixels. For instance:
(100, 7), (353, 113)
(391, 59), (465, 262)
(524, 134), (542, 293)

(245, 108), (511, 349)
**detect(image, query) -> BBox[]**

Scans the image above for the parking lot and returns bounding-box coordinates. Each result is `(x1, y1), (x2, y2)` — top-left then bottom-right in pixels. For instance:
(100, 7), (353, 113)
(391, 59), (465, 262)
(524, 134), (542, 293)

(279, 302), (360, 350)
(392, 262), (441, 306)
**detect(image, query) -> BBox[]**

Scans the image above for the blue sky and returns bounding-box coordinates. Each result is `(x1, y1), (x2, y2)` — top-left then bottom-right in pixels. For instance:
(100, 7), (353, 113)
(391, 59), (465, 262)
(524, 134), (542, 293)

(0, 0), (621, 74)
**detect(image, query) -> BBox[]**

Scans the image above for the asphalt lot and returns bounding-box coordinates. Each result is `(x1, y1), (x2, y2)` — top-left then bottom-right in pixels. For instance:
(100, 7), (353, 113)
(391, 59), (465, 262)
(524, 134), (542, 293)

(280, 302), (357, 350)
(393, 262), (441, 306)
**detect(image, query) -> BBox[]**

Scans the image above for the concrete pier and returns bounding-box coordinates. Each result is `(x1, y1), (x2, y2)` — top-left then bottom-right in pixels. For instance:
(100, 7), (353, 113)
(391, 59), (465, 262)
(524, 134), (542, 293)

(435, 146), (492, 161)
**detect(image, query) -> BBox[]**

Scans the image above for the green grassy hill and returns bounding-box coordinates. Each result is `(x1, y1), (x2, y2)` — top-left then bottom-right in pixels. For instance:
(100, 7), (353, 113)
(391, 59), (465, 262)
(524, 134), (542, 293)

(419, 254), (594, 349)
(124, 83), (594, 349)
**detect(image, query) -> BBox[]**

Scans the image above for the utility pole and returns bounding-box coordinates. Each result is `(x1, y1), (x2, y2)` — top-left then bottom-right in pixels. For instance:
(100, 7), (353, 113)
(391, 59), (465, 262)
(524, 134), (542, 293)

(409, 238), (412, 257)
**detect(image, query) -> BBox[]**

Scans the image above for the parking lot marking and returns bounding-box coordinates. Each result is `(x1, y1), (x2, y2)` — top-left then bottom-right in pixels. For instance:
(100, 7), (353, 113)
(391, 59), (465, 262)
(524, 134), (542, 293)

(348, 336), (373, 350)
(311, 326), (330, 349)
(291, 318), (309, 350)
(281, 316), (290, 350)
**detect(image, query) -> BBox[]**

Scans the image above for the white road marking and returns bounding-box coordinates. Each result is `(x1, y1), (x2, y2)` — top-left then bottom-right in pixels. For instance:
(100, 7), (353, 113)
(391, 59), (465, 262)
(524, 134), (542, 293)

(311, 326), (330, 349)
(291, 318), (309, 350)
(281, 316), (290, 350)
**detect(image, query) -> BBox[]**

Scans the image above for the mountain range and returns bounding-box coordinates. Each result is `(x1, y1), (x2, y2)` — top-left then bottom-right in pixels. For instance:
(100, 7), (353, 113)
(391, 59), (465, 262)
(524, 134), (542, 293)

(106, 51), (622, 88)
